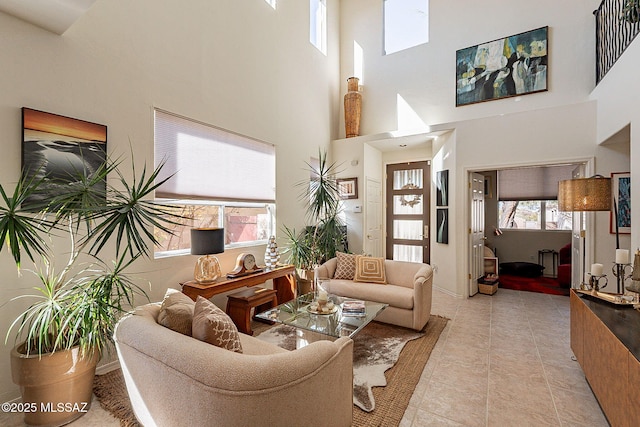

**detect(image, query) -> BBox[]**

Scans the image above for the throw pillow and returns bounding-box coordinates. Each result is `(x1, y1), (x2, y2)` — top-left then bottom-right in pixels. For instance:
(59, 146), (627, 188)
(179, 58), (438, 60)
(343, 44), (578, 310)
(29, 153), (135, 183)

(334, 251), (356, 280)
(192, 296), (243, 353)
(157, 288), (195, 336)
(354, 255), (387, 284)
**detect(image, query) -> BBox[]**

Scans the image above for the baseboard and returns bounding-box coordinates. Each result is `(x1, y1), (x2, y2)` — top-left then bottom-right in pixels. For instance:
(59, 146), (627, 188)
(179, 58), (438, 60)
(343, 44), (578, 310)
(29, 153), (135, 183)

(433, 285), (462, 298)
(96, 360), (121, 375)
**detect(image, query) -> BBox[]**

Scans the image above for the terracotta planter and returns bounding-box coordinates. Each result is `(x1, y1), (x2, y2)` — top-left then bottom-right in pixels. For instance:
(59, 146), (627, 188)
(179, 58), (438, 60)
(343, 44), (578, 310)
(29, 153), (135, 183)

(296, 268), (315, 295)
(11, 344), (100, 427)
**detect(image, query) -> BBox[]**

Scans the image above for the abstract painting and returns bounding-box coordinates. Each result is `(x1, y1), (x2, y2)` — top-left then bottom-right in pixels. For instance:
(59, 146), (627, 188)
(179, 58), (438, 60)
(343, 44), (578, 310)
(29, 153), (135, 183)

(611, 172), (631, 234)
(436, 170), (448, 207)
(436, 208), (448, 244)
(456, 26), (548, 106)
(22, 108), (107, 206)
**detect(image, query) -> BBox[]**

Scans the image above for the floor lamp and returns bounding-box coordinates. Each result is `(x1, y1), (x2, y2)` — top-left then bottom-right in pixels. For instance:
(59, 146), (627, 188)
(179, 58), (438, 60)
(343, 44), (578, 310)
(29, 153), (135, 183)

(558, 175), (611, 290)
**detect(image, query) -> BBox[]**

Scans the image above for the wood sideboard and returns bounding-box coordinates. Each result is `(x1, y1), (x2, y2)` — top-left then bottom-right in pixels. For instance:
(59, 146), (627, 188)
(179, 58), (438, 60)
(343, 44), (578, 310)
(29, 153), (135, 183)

(181, 264), (296, 305)
(570, 290), (640, 426)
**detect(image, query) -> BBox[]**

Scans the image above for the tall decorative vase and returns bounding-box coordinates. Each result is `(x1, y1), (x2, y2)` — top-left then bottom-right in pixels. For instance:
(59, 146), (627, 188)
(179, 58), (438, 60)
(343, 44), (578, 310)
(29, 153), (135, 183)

(344, 77), (362, 138)
(264, 235), (280, 269)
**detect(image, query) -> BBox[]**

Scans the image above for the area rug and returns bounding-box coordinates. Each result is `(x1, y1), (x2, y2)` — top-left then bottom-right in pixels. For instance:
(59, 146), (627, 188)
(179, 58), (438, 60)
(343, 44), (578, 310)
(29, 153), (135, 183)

(92, 315), (447, 427)
(93, 369), (140, 427)
(256, 315), (447, 417)
(499, 274), (570, 296)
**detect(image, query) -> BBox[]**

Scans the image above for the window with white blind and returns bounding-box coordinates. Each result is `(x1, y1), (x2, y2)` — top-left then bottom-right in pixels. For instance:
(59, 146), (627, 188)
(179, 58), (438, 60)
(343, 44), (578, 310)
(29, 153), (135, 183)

(497, 165), (573, 231)
(154, 109), (276, 257)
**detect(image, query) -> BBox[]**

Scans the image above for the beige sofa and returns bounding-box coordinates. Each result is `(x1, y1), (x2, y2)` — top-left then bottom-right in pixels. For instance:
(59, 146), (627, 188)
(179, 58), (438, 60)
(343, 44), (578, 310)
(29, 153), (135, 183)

(315, 258), (433, 331)
(114, 303), (353, 427)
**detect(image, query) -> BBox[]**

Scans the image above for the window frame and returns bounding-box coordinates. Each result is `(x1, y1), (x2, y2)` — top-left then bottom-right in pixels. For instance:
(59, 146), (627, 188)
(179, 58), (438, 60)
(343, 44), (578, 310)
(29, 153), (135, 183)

(154, 199), (275, 259)
(310, 0), (327, 55)
(498, 200), (571, 232)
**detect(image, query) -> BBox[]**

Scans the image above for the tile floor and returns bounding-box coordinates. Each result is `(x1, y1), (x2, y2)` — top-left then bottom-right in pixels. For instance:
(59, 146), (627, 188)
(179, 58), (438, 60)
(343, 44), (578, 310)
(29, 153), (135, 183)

(2, 288), (609, 427)
(401, 288), (609, 427)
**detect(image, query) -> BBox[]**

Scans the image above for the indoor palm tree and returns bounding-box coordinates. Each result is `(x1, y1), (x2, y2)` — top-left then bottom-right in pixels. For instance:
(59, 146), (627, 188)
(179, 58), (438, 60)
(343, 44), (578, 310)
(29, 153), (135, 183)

(283, 149), (348, 291)
(2, 153), (179, 426)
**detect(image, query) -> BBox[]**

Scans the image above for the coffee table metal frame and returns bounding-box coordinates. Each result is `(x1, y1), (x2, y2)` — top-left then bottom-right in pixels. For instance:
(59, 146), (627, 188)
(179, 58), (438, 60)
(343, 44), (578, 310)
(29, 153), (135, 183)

(254, 292), (387, 338)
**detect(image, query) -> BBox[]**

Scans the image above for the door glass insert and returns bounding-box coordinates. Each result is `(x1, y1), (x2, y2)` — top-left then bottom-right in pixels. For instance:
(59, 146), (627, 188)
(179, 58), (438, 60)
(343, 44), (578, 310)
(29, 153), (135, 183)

(393, 195), (423, 215)
(393, 220), (423, 240)
(393, 169), (423, 190)
(393, 244), (423, 263)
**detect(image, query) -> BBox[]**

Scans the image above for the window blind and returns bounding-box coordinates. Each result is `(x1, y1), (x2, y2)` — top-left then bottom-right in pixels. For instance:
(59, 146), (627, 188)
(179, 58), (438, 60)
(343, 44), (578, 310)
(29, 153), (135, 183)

(154, 109), (276, 203)
(498, 165), (574, 201)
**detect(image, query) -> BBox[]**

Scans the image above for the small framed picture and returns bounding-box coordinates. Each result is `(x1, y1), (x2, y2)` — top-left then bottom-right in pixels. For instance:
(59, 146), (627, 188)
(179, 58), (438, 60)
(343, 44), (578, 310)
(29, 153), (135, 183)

(610, 172), (631, 234)
(337, 178), (358, 200)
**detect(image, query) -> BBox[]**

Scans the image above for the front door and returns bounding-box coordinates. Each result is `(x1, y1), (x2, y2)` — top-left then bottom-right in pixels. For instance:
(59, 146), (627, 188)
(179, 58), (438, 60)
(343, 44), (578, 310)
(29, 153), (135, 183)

(364, 178), (383, 257)
(386, 161), (430, 263)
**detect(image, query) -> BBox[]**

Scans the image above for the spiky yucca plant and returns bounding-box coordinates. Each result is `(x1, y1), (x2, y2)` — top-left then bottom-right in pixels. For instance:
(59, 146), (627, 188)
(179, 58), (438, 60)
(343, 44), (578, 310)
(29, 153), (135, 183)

(283, 149), (348, 271)
(2, 154), (180, 357)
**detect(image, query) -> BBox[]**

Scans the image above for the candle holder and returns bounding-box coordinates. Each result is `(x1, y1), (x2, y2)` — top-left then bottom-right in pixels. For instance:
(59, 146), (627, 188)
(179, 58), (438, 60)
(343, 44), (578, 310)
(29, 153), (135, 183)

(612, 263), (633, 294)
(585, 273), (608, 292)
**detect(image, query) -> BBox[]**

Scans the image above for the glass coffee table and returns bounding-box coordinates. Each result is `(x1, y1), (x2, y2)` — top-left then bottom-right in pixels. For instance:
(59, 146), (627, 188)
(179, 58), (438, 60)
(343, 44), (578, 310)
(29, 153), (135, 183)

(255, 293), (387, 338)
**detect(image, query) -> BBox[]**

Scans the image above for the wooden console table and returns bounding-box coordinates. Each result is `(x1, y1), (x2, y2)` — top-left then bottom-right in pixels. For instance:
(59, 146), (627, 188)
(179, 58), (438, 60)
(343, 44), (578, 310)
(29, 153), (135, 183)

(181, 264), (296, 305)
(570, 289), (640, 426)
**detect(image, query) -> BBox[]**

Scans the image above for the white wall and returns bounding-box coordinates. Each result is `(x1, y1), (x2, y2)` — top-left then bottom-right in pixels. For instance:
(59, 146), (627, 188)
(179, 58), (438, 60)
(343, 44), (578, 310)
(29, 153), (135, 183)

(590, 32), (640, 253)
(0, 0), (340, 402)
(338, 0), (630, 298)
(339, 0), (602, 135)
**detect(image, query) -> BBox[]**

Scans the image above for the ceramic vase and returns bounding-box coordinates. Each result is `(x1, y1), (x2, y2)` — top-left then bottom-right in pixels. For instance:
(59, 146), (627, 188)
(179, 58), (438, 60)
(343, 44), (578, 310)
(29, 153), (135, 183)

(344, 77), (362, 138)
(264, 235), (280, 269)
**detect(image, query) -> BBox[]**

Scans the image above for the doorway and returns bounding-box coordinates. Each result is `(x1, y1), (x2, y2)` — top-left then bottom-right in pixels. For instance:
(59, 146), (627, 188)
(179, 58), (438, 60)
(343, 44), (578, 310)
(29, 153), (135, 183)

(386, 161), (430, 263)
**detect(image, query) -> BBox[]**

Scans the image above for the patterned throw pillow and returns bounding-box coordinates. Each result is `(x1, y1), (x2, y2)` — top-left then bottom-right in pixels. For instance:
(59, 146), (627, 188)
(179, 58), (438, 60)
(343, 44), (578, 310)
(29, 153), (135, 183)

(192, 296), (243, 353)
(354, 255), (387, 285)
(157, 288), (195, 336)
(334, 251), (356, 280)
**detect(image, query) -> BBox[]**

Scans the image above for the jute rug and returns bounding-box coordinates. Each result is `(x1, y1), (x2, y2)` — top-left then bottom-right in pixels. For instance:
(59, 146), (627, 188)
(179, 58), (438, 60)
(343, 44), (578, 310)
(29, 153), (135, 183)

(92, 369), (140, 427)
(92, 315), (447, 427)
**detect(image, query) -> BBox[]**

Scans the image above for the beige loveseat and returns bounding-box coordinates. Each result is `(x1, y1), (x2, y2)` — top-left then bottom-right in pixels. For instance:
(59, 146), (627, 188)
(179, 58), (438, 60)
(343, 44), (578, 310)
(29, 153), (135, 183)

(114, 303), (353, 427)
(315, 258), (433, 331)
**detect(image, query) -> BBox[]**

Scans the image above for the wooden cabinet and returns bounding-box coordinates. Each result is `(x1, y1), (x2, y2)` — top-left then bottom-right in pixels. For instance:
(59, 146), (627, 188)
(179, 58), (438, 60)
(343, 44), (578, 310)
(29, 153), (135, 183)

(569, 291), (585, 364)
(629, 353), (640, 423)
(570, 290), (640, 427)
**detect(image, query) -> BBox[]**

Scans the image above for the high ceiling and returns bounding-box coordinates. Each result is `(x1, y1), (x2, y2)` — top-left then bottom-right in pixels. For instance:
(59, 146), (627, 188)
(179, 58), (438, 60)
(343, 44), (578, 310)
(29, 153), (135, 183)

(0, 0), (96, 35)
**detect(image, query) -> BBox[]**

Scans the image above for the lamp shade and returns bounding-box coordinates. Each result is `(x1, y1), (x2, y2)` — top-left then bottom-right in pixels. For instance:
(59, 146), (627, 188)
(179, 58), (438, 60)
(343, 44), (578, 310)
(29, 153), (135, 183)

(190, 228), (225, 255)
(558, 177), (611, 212)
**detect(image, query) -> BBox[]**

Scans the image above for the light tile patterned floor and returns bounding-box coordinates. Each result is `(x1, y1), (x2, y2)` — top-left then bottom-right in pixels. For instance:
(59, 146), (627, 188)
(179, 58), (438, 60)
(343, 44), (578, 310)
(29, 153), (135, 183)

(2, 288), (609, 426)
(401, 288), (609, 427)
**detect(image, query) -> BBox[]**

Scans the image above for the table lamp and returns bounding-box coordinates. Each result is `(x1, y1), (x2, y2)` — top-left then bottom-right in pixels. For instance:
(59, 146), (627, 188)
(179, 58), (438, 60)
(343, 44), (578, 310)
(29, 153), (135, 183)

(558, 175), (611, 289)
(191, 228), (225, 283)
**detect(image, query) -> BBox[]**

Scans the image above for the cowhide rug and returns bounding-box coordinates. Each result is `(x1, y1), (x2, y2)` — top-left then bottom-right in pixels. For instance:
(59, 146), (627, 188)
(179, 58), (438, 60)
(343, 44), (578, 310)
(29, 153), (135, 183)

(255, 321), (423, 412)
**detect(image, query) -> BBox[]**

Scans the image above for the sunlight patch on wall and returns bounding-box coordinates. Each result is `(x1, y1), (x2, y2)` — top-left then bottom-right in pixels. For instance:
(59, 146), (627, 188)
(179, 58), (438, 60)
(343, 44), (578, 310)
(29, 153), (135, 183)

(397, 94), (427, 131)
(354, 41), (364, 84)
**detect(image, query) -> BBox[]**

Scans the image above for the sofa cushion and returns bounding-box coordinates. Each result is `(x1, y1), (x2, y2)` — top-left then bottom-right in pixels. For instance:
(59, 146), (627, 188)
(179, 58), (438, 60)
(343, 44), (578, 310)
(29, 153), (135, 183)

(334, 252), (356, 280)
(354, 255), (386, 284)
(326, 280), (413, 310)
(239, 334), (289, 355)
(157, 288), (195, 336)
(192, 296), (243, 353)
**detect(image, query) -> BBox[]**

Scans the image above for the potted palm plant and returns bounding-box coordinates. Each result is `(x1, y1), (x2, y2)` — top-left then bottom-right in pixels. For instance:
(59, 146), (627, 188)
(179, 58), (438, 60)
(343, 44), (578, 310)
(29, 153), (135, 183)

(283, 149), (348, 293)
(2, 155), (178, 426)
